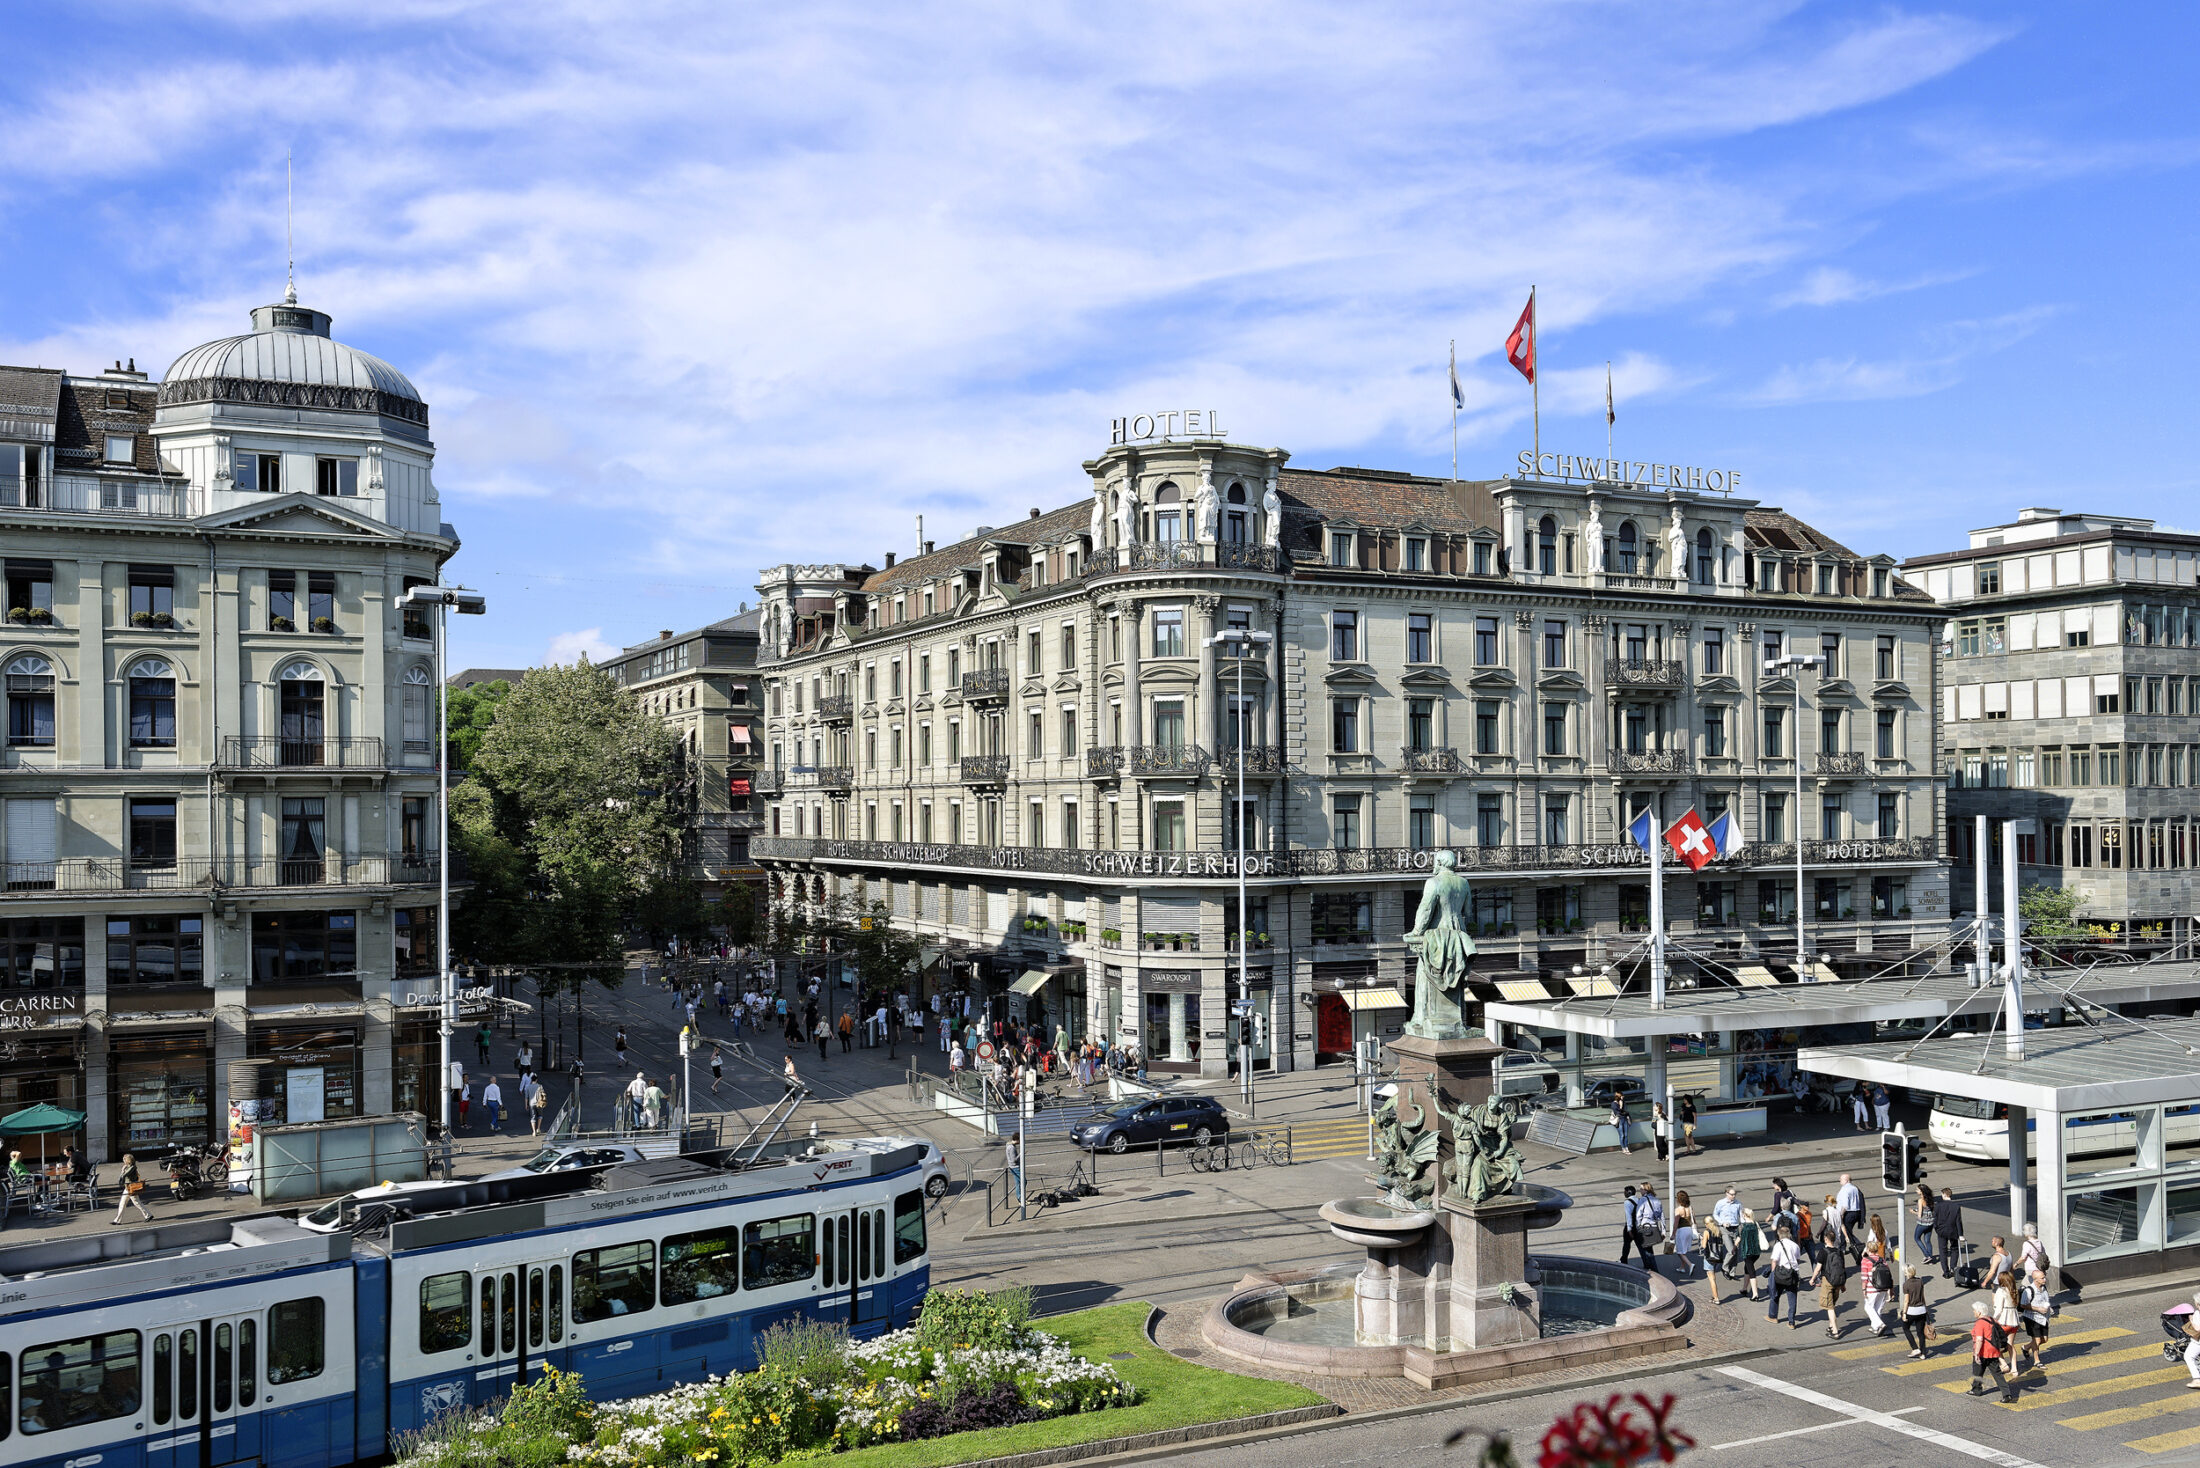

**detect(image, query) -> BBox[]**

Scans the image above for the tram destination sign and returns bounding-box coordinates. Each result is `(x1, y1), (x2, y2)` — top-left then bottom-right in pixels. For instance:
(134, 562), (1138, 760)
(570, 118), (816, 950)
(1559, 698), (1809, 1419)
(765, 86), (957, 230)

(1518, 451), (1741, 494)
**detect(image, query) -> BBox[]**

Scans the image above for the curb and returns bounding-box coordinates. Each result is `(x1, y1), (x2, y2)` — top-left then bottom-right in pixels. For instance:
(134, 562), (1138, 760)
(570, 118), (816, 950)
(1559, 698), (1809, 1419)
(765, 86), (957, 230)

(920, 1404), (1347, 1468)
(958, 1200), (1325, 1244)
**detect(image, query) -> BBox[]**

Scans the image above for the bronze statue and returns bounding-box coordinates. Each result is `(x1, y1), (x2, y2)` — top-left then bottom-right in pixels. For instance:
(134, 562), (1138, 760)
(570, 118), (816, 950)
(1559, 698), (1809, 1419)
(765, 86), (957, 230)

(1371, 1090), (1441, 1208)
(1402, 849), (1478, 1040)
(1443, 1094), (1525, 1206)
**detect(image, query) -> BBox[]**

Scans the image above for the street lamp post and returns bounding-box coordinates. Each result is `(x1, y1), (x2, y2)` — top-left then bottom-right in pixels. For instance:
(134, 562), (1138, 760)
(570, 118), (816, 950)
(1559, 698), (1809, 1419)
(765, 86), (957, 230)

(1764, 652), (1822, 967)
(398, 585), (487, 1138)
(1205, 626), (1273, 1114)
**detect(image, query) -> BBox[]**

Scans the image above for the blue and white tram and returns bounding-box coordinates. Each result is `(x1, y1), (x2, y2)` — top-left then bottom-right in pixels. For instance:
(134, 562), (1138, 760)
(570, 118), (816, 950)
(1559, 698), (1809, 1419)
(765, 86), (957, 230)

(1929, 1095), (2200, 1162)
(0, 1142), (932, 1467)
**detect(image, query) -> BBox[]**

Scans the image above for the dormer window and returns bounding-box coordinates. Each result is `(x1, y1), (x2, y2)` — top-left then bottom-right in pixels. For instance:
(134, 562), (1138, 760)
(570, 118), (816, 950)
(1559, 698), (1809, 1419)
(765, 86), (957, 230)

(104, 389), (131, 410)
(1405, 537), (1427, 571)
(1976, 561), (2002, 596)
(1816, 563), (1836, 596)
(1873, 567), (1889, 598)
(1759, 557), (1780, 592)
(104, 434), (135, 464)
(236, 451), (280, 493)
(1330, 532), (1355, 567)
(922, 587), (936, 616)
(1472, 540), (1493, 576)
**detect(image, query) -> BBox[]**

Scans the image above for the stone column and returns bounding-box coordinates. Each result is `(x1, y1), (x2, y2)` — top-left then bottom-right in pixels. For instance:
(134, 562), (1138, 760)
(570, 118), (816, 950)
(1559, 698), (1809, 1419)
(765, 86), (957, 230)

(1196, 596), (1220, 748)
(1583, 616), (1610, 839)
(1263, 599), (1282, 749)
(1168, 992), (1188, 1061)
(1119, 599), (1143, 749)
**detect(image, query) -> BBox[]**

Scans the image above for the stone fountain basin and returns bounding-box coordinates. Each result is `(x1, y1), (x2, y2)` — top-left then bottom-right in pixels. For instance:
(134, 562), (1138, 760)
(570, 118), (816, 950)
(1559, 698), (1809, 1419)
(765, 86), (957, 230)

(1320, 1196), (1437, 1248)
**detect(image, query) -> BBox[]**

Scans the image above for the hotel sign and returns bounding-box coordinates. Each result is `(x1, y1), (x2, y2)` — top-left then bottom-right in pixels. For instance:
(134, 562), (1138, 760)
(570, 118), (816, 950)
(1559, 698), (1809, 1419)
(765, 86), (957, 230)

(1110, 409), (1228, 445)
(1518, 451), (1741, 494)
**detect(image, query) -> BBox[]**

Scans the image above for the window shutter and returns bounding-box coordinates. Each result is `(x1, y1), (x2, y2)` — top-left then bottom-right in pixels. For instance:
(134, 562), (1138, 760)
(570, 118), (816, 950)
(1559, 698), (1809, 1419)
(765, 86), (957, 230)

(4, 796), (56, 864)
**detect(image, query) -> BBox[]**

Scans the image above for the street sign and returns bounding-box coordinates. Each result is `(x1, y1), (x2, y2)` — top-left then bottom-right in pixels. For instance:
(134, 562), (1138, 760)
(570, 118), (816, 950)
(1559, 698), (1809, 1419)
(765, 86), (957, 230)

(976, 1040), (995, 1062)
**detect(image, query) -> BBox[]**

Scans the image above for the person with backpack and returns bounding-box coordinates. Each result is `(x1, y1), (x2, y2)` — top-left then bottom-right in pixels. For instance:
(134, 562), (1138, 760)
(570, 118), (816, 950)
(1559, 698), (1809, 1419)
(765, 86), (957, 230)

(1813, 1213), (1850, 1338)
(1861, 1243), (1895, 1336)
(1765, 1224), (1804, 1327)
(2018, 1267), (2054, 1375)
(2018, 1222), (2051, 1280)
(1969, 1299), (2019, 1402)
(1735, 1208), (1765, 1302)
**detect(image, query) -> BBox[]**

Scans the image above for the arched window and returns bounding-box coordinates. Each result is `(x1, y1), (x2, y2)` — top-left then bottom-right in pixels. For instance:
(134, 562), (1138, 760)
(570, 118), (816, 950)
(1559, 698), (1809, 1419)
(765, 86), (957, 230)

(1617, 522), (1639, 574)
(1695, 527), (1715, 585)
(129, 657), (176, 748)
(1225, 482), (1249, 544)
(1151, 483), (1182, 542)
(1538, 516), (1558, 575)
(279, 661), (326, 764)
(402, 665), (432, 752)
(6, 654), (55, 747)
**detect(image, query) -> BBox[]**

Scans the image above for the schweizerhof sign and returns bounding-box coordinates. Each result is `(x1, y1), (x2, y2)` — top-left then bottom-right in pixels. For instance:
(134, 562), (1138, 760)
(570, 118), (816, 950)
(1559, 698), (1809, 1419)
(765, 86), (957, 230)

(1518, 451), (1742, 494)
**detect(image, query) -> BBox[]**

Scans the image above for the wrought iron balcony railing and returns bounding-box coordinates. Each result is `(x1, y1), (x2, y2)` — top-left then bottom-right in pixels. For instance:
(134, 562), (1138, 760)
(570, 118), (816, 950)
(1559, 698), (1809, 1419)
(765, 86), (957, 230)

(817, 694), (854, 722)
(219, 736), (386, 770)
(959, 754), (1010, 785)
(1816, 752), (1869, 775)
(1605, 659), (1686, 688)
(1401, 747), (1463, 774)
(1609, 748), (1692, 774)
(1128, 744), (1211, 777)
(960, 668), (1012, 701)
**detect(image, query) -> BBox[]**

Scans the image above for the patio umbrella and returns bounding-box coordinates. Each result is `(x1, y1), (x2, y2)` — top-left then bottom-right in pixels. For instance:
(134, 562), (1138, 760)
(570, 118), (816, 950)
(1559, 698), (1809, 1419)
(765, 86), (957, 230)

(0, 1101), (87, 1165)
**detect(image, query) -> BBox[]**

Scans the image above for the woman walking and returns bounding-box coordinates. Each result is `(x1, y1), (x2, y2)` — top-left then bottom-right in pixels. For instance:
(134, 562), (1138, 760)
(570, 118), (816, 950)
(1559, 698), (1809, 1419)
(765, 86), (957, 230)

(1991, 1272), (2025, 1376)
(1765, 1225), (1804, 1327)
(709, 1047), (725, 1094)
(1901, 1259), (1932, 1358)
(1674, 1191), (1719, 1303)
(111, 1154), (152, 1225)
(1814, 1212), (1849, 1338)
(2018, 1266), (2053, 1375)
(1736, 1208), (1765, 1301)
(614, 1026), (628, 1068)
(1914, 1180), (1939, 1265)
(814, 1016), (831, 1064)
(1651, 1102), (1670, 1163)
(1861, 1242), (1894, 1336)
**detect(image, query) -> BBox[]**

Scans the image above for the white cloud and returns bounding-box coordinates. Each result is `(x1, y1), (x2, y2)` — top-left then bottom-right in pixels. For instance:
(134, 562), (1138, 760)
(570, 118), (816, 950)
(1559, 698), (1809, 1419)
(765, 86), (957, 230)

(1773, 266), (1977, 309)
(1750, 307), (2059, 404)
(545, 628), (617, 665)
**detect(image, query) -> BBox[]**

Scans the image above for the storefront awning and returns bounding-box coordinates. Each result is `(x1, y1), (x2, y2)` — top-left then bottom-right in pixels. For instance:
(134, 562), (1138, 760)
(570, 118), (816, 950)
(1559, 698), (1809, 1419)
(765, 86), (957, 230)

(1009, 970), (1052, 997)
(1495, 978), (1552, 1003)
(1340, 987), (1409, 1012)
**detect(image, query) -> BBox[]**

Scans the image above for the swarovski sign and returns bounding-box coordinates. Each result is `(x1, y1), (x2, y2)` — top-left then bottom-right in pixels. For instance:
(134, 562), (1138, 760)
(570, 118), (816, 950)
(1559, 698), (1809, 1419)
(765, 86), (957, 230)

(1110, 410), (1228, 445)
(1518, 451), (1741, 494)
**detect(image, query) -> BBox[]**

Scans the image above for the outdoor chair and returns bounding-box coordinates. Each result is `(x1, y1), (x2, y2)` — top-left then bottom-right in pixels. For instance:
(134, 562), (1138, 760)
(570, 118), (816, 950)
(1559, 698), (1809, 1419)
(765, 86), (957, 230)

(64, 1168), (98, 1214)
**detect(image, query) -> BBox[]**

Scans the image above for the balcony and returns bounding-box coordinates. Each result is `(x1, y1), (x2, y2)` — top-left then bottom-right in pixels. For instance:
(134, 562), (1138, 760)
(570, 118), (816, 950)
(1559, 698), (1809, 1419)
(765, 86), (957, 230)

(961, 667), (1012, 702)
(219, 736), (386, 771)
(814, 764), (854, 790)
(753, 768), (785, 795)
(1737, 837), (1936, 866)
(1214, 744), (1285, 775)
(960, 754), (1010, 785)
(0, 852), (441, 898)
(1128, 744), (1211, 778)
(818, 694), (854, 724)
(1815, 752), (1869, 776)
(2, 473), (197, 519)
(1400, 746), (1463, 774)
(1605, 659), (1686, 689)
(1084, 747), (1124, 780)
(1609, 749), (1691, 774)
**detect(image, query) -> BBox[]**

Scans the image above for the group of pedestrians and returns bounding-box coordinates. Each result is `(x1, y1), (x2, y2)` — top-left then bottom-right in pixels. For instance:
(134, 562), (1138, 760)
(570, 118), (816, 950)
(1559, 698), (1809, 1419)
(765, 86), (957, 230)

(447, 1052), (553, 1136)
(1625, 1169), (2059, 1402)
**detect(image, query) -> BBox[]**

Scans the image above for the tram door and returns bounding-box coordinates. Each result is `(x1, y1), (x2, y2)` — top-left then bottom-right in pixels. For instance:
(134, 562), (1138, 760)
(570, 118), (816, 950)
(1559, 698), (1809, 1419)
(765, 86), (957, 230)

(146, 1323), (202, 1468)
(148, 1312), (261, 1467)
(818, 1205), (892, 1333)
(476, 1261), (567, 1402)
(817, 1208), (854, 1325)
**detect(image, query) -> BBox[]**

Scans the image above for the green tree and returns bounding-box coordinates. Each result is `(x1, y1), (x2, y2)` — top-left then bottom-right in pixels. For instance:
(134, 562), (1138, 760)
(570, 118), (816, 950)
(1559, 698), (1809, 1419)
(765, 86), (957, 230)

(445, 678), (514, 772)
(843, 898), (920, 1000)
(456, 660), (694, 975)
(2018, 884), (2087, 938)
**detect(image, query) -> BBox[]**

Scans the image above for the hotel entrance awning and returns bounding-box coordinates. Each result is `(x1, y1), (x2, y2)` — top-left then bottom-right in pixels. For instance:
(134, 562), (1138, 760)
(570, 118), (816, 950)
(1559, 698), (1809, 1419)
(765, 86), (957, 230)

(1009, 970), (1051, 997)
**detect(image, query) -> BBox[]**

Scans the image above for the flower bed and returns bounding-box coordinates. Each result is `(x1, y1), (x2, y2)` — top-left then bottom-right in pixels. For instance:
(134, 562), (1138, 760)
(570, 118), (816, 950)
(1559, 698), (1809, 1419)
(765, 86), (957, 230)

(394, 1289), (1138, 1468)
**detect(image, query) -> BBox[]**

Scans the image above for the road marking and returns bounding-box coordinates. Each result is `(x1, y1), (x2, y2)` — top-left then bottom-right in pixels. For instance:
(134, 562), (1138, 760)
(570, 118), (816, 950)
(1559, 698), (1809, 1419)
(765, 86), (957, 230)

(1930, 1342), (2170, 1395)
(1712, 1405), (1922, 1449)
(1881, 1326), (2133, 1376)
(2129, 1421), (2200, 1455)
(2061, 1388), (2200, 1432)
(1832, 1340), (1911, 1360)
(1717, 1365), (2047, 1468)
(1978, 1365), (2191, 1412)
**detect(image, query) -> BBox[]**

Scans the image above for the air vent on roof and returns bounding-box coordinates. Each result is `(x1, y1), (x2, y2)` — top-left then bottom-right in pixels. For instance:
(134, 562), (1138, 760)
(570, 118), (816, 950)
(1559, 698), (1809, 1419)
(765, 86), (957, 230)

(884, 552), (896, 568)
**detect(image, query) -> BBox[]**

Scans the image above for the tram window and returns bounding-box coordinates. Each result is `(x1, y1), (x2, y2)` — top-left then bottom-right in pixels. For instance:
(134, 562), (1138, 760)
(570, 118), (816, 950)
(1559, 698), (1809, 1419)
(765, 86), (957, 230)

(480, 1278), (496, 1357)
(530, 1272), (545, 1348)
(821, 1217), (835, 1285)
(572, 1241), (656, 1322)
(153, 1334), (171, 1424)
(662, 1226), (741, 1303)
(19, 1331), (140, 1434)
(742, 1213), (817, 1290)
(1934, 1095), (1999, 1120)
(419, 1271), (472, 1354)
(549, 1265), (565, 1344)
(875, 1210), (888, 1277)
(238, 1318), (257, 1408)
(0, 1350), (10, 1440)
(857, 1211), (872, 1280)
(500, 1275), (517, 1354)
(178, 1330), (197, 1418)
(267, 1297), (325, 1383)
(894, 1189), (927, 1265)
(213, 1323), (233, 1412)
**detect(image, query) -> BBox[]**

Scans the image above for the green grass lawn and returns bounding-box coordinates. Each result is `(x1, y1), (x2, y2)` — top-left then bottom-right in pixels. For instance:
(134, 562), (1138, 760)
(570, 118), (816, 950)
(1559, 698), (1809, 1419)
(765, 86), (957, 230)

(827, 1302), (1331, 1468)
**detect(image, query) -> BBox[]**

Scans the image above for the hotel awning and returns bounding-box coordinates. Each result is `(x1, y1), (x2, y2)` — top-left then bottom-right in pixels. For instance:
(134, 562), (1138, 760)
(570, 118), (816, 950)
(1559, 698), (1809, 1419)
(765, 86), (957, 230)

(1340, 987), (1409, 1012)
(1009, 970), (1052, 997)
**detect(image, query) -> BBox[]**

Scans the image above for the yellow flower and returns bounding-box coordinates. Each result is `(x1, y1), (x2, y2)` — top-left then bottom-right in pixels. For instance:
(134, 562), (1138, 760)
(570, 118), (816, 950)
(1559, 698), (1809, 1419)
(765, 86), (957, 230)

(769, 1412), (780, 1424)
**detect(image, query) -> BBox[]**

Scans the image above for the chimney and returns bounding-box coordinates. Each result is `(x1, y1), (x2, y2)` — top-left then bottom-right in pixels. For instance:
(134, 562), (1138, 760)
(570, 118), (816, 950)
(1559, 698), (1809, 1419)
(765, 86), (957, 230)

(924, 540), (935, 555)
(659, 629), (673, 640)
(884, 552), (897, 568)
(1029, 507), (1040, 519)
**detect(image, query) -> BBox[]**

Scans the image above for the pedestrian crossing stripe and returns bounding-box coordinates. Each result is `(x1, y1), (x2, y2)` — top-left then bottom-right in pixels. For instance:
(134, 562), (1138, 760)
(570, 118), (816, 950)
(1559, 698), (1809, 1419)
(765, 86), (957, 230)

(1834, 1315), (2089, 1361)
(2061, 1388), (2200, 1432)
(1932, 1345), (2172, 1401)
(1938, 1363), (2190, 1411)
(1881, 1327), (2132, 1376)
(2127, 1422), (2200, 1455)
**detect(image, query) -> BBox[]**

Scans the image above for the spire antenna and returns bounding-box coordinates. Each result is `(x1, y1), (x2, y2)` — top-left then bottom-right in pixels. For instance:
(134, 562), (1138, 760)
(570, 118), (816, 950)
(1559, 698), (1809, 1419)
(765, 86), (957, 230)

(284, 149), (298, 305)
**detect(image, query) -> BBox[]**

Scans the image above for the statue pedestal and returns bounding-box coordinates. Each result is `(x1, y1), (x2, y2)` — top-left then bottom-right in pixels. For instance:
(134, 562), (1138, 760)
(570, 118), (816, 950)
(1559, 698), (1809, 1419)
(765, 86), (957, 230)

(1350, 1227), (1450, 1350)
(1444, 1193), (1541, 1349)
(1386, 1033), (1504, 1112)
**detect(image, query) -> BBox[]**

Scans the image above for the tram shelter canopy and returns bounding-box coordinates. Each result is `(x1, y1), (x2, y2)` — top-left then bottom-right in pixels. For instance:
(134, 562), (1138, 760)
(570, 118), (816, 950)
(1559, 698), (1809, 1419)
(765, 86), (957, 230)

(1800, 1015), (2200, 1287)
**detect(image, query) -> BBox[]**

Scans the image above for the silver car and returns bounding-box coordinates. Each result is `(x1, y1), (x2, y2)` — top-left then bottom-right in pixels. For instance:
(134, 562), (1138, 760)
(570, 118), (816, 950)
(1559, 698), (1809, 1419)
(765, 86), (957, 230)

(816, 1135), (952, 1197)
(478, 1143), (646, 1182)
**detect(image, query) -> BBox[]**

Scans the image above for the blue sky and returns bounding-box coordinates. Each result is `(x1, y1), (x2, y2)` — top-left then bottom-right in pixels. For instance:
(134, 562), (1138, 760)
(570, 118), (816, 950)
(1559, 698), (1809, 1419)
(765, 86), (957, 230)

(1, 3), (2192, 671)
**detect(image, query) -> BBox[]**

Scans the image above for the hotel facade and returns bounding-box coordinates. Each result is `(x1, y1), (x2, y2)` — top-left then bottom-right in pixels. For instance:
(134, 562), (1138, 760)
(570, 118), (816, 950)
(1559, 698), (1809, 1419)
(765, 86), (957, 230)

(751, 436), (1948, 1078)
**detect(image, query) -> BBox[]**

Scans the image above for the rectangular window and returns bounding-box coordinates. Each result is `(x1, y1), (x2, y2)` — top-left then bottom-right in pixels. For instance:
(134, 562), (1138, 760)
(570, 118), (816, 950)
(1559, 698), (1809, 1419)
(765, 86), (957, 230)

(1060, 623), (1076, 669)
(572, 1240), (656, 1319)
(1763, 793), (1786, 843)
(1543, 620), (1566, 668)
(662, 1226), (741, 1304)
(1821, 710), (1842, 754)
(128, 565), (174, 624)
(1477, 793), (1504, 846)
(1406, 612), (1432, 663)
(104, 433), (136, 464)
(1473, 541), (1493, 575)
(1762, 706), (1785, 759)
(237, 450), (282, 493)
(1878, 793), (1900, 840)
(1332, 610), (1359, 661)
(1407, 697), (1435, 752)
(1408, 794), (1435, 850)
(1977, 561), (2001, 595)
(1877, 708), (1896, 759)
(1062, 800), (1079, 850)
(401, 576), (432, 639)
(1702, 627), (1723, 675)
(420, 1272), (471, 1353)
(917, 654), (931, 693)
(1152, 798), (1186, 851)
(307, 572), (335, 632)
(1543, 796), (1569, 846)
(5, 558), (53, 620)
(1332, 794), (1361, 850)
(1331, 697), (1359, 753)
(1544, 702), (1568, 756)
(314, 457), (358, 497)
(1152, 608), (1184, 658)
(1475, 700), (1500, 755)
(1404, 538), (1426, 571)
(1026, 628), (1041, 673)
(127, 665), (175, 748)
(1820, 632), (1841, 677)
(1761, 629), (1783, 668)
(1026, 710), (1041, 759)
(1060, 706), (1077, 756)
(1474, 616), (1499, 665)
(128, 797), (177, 869)
(15, 1330), (140, 1436)
(251, 910), (356, 982)
(106, 914), (202, 986)
(266, 1297), (325, 1384)
(1876, 635), (1897, 681)
(1701, 707), (1725, 757)
(1151, 699), (1184, 748)
(1330, 532), (1354, 566)
(1821, 796), (1843, 841)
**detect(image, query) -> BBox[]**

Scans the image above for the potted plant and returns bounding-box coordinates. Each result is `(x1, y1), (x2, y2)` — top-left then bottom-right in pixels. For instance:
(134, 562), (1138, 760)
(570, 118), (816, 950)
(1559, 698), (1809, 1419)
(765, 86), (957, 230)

(269, 615), (297, 632)
(131, 610), (177, 629)
(312, 616), (337, 633)
(1499, 922), (1517, 937)
(7, 606), (53, 625)
(1897, 906), (1913, 917)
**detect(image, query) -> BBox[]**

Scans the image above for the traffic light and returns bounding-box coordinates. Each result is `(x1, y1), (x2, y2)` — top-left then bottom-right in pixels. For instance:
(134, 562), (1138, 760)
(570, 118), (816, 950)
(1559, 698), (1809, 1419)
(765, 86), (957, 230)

(1880, 1131), (1905, 1191)
(1904, 1134), (1927, 1187)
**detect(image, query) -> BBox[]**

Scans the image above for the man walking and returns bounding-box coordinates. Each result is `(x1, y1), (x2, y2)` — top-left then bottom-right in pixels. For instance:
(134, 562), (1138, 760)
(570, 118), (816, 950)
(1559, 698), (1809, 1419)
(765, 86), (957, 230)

(1835, 1173), (1865, 1253)
(1983, 1235), (2012, 1294)
(1619, 1185), (1644, 1264)
(483, 1076), (504, 1133)
(1678, 1092), (1700, 1155)
(1934, 1187), (1965, 1278)
(1712, 1186), (1745, 1278)
(625, 1071), (648, 1130)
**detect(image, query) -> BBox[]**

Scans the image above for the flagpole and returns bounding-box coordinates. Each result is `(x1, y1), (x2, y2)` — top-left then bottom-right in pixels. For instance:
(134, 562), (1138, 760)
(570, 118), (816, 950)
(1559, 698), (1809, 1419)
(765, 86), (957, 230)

(1449, 339), (1458, 481)
(1530, 286), (1539, 474)
(1649, 806), (1666, 1011)
(1606, 361), (1614, 463)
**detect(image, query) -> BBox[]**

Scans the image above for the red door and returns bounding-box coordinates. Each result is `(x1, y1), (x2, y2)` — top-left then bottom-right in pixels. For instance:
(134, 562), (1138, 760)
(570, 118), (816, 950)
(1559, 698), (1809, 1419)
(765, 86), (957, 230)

(1316, 994), (1351, 1056)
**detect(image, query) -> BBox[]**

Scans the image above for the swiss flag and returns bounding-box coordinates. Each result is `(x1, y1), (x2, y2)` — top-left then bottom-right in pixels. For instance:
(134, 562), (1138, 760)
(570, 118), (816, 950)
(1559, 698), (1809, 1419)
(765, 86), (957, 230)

(1505, 292), (1536, 383)
(1664, 809), (1718, 872)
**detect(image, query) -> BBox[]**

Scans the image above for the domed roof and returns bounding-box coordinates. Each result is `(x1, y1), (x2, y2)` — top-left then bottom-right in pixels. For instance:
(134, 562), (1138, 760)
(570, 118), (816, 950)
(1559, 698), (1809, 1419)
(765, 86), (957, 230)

(160, 294), (427, 425)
